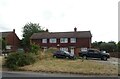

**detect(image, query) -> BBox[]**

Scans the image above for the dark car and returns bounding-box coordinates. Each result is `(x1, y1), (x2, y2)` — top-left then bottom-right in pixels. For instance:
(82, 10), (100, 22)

(53, 50), (76, 59)
(79, 49), (110, 61)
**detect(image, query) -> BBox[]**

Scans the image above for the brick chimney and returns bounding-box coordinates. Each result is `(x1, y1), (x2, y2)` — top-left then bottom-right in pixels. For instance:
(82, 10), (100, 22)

(74, 27), (77, 32)
(13, 29), (15, 33)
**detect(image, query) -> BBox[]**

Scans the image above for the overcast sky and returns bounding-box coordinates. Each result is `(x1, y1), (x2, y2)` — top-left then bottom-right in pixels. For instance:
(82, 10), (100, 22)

(0, 0), (119, 42)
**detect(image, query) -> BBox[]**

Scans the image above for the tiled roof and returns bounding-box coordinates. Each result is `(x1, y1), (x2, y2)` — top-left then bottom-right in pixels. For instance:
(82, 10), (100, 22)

(2, 31), (12, 38)
(30, 31), (92, 39)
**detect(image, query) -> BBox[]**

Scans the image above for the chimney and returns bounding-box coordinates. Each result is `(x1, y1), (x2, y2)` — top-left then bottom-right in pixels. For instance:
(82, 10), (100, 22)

(46, 29), (49, 32)
(13, 29), (15, 33)
(74, 27), (77, 32)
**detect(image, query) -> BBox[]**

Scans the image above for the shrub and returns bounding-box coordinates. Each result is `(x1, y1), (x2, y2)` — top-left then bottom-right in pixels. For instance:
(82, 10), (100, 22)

(5, 52), (36, 70)
(30, 44), (40, 54)
(44, 47), (58, 59)
(37, 47), (58, 60)
(45, 47), (58, 53)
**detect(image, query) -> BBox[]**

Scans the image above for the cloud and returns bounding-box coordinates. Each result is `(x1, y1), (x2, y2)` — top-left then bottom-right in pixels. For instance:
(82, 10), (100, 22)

(0, 25), (10, 31)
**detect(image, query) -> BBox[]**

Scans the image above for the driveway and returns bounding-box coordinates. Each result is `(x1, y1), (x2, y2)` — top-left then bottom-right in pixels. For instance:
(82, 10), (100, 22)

(88, 57), (119, 67)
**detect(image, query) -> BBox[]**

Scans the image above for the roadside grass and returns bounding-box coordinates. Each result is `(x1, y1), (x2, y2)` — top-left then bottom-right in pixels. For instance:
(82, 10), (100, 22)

(0, 56), (3, 71)
(19, 58), (118, 76)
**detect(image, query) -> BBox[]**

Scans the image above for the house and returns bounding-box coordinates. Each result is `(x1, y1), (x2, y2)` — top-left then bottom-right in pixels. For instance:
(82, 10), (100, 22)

(30, 27), (92, 55)
(1, 29), (20, 52)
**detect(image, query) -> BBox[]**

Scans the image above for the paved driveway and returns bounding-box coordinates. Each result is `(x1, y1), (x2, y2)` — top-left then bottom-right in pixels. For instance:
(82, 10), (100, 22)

(88, 57), (119, 67)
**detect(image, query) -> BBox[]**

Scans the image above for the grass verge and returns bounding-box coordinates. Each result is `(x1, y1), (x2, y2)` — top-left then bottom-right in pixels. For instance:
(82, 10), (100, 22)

(19, 58), (118, 76)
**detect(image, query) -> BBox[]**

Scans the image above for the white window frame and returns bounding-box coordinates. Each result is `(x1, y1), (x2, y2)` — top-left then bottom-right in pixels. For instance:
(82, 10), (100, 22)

(60, 38), (68, 43)
(70, 38), (76, 43)
(6, 45), (11, 50)
(49, 38), (57, 43)
(42, 39), (47, 43)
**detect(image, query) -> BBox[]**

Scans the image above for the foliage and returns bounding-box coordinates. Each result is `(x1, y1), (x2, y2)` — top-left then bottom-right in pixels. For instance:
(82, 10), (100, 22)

(22, 22), (45, 49)
(44, 47), (58, 58)
(99, 42), (117, 52)
(91, 41), (104, 49)
(92, 41), (117, 52)
(0, 38), (6, 50)
(5, 52), (36, 70)
(37, 47), (58, 60)
(30, 43), (40, 54)
(117, 41), (120, 52)
(45, 47), (58, 53)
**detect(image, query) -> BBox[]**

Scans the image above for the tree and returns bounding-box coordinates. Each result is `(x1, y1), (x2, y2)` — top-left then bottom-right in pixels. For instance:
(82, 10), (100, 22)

(100, 42), (117, 52)
(91, 41), (105, 49)
(22, 22), (45, 49)
(0, 38), (6, 51)
(117, 41), (120, 52)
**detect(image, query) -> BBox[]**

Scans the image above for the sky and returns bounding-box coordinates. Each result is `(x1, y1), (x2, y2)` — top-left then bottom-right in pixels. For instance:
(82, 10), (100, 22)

(0, 0), (119, 42)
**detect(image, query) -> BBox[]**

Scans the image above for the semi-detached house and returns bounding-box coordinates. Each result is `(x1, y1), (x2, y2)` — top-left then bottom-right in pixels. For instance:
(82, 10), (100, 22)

(1, 29), (20, 52)
(30, 28), (92, 55)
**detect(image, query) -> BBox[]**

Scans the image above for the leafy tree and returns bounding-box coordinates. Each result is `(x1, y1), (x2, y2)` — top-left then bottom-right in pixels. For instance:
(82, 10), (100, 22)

(0, 38), (6, 51)
(117, 41), (120, 52)
(91, 41), (105, 49)
(22, 22), (45, 49)
(30, 43), (40, 54)
(100, 42), (117, 52)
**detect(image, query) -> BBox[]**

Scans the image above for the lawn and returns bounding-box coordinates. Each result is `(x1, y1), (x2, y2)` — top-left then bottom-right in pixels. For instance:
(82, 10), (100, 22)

(0, 56), (3, 71)
(19, 58), (118, 76)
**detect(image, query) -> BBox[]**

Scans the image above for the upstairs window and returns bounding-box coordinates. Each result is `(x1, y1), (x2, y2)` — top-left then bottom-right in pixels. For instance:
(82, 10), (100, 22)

(70, 38), (76, 43)
(50, 38), (57, 43)
(42, 39), (47, 43)
(60, 38), (68, 43)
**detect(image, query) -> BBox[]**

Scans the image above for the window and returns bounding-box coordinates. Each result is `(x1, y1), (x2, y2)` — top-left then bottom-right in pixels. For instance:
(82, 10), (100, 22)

(60, 38), (68, 43)
(70, 38), (76, 43)
(6, 45), (11, 50)
(42, 39), (47, 43)
(50, 38), (56, 43)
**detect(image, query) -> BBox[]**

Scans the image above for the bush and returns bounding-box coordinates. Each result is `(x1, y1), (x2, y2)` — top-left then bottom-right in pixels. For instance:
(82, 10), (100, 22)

(30, 44), (40, 54)
(5, 52), (36, 70)
(37, 47), (58, 60)
(44, 47), (58, 59)
(45, 47), (58, 53)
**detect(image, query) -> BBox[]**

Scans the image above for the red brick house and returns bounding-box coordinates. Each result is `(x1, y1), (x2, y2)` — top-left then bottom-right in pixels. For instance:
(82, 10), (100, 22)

(2, 29), (20, 52)
(30, 28), (92, 55)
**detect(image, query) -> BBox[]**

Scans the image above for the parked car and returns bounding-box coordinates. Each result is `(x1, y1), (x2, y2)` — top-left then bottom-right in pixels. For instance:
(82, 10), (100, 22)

(79, 49), (110, 61)
(53, 50), (76, 59)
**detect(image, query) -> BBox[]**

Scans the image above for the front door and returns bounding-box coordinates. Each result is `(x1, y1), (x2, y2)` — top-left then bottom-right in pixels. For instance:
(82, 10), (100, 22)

(70, 48), (74, 55)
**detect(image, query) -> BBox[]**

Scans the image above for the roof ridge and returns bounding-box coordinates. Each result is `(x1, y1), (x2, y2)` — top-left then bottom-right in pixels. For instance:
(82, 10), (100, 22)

(2, 31), (13, 33)
(34, 31), (90, 34)
(31, 31), (92, 39)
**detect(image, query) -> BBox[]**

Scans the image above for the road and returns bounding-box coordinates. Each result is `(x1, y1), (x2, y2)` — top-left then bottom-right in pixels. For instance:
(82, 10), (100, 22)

(1, 71), (119, 79)
(2, 71), (86, 77)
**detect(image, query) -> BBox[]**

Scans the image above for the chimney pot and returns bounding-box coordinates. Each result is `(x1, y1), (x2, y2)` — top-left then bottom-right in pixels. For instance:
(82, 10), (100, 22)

(74, 27), (77, 32)
(13, 29), (15, 32)
(46, 29), (49, 32)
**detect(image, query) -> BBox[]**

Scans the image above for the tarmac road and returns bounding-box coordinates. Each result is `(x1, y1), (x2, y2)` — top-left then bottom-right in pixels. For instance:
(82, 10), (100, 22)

(2, 71), (85, 77)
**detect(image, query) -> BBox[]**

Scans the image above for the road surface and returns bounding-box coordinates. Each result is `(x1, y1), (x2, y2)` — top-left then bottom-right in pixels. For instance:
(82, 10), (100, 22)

(2, 71), (87, 77)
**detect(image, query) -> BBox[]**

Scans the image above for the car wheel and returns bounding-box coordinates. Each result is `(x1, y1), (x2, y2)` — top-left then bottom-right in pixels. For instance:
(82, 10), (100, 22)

(102, 56), (107, 61)
(53, 55), (57, 58)
(66, 56), (69, 59)
(82, 55), (87, 59)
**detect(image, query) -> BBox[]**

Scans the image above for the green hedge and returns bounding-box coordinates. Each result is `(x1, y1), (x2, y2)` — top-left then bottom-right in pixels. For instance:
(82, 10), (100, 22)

(5, 52), (36, 70)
